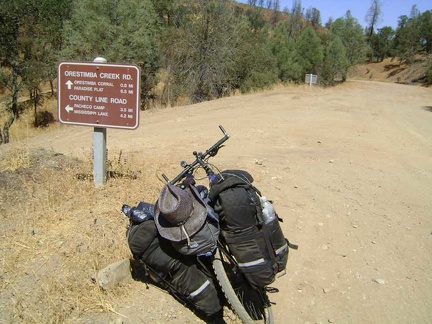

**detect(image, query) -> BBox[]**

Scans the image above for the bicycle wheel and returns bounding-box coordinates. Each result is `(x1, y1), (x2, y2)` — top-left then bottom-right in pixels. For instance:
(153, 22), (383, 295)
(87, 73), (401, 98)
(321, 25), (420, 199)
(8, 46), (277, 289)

(212, 246), (274, 324)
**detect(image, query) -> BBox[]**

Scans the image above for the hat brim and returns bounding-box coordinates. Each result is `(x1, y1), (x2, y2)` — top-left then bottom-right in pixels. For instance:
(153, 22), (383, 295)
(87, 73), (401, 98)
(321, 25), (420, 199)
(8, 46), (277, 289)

(154, 186), (207, 242)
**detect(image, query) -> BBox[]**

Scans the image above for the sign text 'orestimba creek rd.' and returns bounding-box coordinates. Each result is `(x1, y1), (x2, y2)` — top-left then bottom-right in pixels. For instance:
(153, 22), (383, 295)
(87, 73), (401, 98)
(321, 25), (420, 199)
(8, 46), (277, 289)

(58, 61), (141, 129)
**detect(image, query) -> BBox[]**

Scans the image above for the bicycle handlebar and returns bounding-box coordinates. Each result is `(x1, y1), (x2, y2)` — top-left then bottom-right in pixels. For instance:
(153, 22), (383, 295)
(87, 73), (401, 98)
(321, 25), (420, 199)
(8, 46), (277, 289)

(162, 125), (230, 185)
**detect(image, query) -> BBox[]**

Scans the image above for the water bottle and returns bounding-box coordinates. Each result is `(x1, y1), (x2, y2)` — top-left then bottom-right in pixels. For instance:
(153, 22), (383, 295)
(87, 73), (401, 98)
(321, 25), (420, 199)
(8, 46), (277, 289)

(260, 196), (290, 272)
(260, 196), (276, 224)
(122, 204), (153, 223)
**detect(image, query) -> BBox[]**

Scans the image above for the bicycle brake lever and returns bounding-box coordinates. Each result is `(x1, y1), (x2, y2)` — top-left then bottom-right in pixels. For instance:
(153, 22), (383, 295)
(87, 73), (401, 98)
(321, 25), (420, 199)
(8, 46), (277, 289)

(209, 147), (220, 157)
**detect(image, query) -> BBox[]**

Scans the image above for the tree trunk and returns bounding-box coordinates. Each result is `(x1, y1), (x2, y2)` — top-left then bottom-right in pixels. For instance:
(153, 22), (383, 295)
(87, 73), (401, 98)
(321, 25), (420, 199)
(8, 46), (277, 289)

(162, 65), (172, 107)
(50, 79), (55, 96)
(1, 64), (21, 144)
(1, 114), (15, 144)
(34, 92), (38, 127)
(342, 72), (347, 82)
(32, 88), (40, 127)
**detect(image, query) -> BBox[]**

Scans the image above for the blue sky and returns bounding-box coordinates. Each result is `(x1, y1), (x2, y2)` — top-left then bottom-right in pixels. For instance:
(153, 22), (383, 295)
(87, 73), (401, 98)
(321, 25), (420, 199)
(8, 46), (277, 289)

(237, 0), (431, 28)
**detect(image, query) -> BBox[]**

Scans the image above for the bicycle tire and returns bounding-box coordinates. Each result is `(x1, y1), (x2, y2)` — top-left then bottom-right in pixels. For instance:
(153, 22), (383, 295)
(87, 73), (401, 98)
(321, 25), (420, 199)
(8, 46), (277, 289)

(212, 247), (274, 324)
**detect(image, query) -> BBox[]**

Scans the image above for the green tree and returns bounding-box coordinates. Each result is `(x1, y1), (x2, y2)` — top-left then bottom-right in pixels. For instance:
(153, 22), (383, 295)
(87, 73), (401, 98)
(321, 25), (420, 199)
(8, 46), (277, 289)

(232, 25), (278, 92)
(365, 0), (383, 40)
(61, 0), (162, 105)
(0, 0), (36, 143)
(287, 0), (304, 40)
(36, 0), (73, 95)
(269, 22), (302, 82)
(15, 0), (73, 127)
(370, 26), (395, 61)
(321, 36), (349, 85)
(418, 10), (432, 53)
(269, 0), (281, 27)
(331, 11), (367, 80)
(325, 17), (334, 29)
(245, 5), (267, 31)
(296, 26), (324, 76)
(168, 0), (245, 102)
(305, 7), (322, 30)
(152, 0), (194, 106)
(151, 0), (187, 28)
(394, 12), (421, 63)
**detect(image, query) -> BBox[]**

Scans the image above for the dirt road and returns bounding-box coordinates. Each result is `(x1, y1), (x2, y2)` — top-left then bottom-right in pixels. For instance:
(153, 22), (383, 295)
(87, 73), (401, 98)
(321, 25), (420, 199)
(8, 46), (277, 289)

(25, 81), (432, 323)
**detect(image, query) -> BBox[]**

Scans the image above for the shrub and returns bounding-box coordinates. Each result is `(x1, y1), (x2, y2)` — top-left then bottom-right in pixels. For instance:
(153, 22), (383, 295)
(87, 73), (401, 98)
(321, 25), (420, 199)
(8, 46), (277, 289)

(34, 110), (55, 128)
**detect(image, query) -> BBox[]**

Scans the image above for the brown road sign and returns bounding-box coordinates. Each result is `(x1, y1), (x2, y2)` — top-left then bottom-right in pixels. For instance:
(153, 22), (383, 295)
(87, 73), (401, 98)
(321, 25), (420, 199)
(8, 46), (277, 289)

(58, 61), (141, 129)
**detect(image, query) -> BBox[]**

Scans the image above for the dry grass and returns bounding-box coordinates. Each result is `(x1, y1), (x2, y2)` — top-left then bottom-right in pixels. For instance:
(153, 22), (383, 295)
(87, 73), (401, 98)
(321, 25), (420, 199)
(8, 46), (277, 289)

(0, 143), (166, 323)
(0, 144), (31, 171)
(0, 95), (63, 146)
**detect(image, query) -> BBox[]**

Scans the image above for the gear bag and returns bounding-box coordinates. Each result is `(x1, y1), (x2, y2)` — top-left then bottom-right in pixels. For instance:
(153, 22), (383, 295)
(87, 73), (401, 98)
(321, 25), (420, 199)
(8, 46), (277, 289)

(209, 170), (298, 289)
(170, 218), (220, 256)
(124, 202), (221, 317)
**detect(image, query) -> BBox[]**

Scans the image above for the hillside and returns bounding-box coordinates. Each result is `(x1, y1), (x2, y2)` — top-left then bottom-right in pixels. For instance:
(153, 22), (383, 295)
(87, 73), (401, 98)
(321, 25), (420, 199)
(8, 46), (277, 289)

(349, 56), (430, 85)
(1, 78), (432, 323)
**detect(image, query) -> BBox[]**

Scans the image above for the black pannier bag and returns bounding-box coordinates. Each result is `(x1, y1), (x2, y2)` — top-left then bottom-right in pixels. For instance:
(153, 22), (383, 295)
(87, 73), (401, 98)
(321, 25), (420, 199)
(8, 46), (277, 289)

(170, 218), (220, 257)
(124, 202), (221, 317)
(209, 170), (297, 289)
(222, 225), (276, 289)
